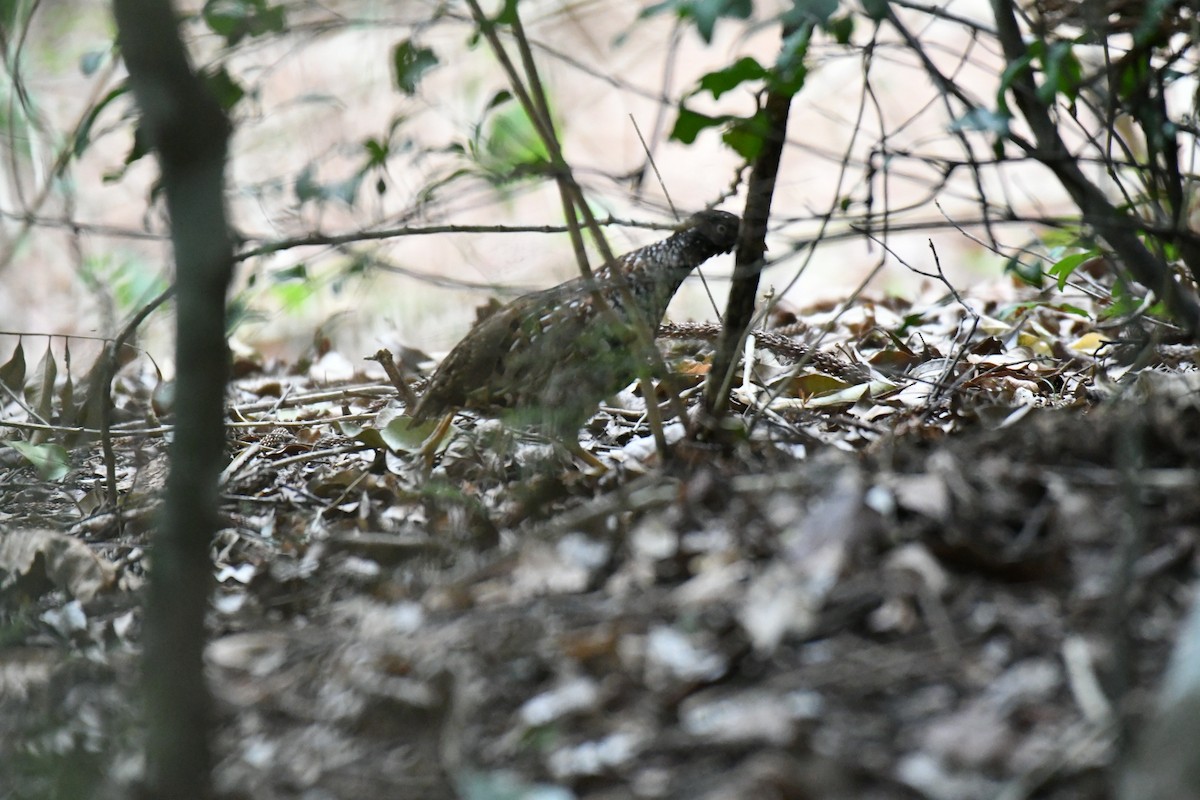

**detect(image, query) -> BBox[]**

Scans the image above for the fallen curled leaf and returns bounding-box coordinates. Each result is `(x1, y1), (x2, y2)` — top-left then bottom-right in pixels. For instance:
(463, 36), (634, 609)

(0, 528), (117, 602)
(1068, 331), (1106, 356)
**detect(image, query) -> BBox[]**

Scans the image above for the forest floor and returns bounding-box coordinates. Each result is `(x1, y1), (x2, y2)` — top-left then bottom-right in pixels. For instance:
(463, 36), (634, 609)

(3, 277), (1200, 800)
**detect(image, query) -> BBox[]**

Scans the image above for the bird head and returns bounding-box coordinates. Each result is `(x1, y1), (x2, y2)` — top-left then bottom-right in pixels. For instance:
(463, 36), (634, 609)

(684, 209), (740, 253)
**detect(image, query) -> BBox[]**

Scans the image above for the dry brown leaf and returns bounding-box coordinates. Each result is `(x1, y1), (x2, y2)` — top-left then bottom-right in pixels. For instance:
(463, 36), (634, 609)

(0, 528), (117, 602)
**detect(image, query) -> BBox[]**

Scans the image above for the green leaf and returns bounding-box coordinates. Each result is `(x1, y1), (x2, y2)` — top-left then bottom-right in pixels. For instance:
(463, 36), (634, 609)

(771, 25), (811, 96)
(642, 0), (676, 18)
(328, 173), (363, 206)
(363, 137), (389, 165)
(948, 107), (1011, 135)
(698, 57), (767, 99)
(697, 0), (752, 41)
(393, 39), (439, 95)
(898, 312), (925, 334)
(996, 52), (1035, 116)
(1101, 278), (1143, 320)
(1131, 0), (1177, 46)
(203, 67), (246, 112)
(783, 0), (839, 29)
(7, 440), (71, 481)
(486, 89), (514, 111)
(381, 416), (439, 453)
(1046, 249), (1099, 291)
(0, 0), (20, 30)
(202, 0), (285, 46)
(1114, 52), (1151, 102)
(226, 296), (259, 334)
(992, 300), (1039, 320)
(345, 424), (387, 451)
(1038, 41), (1081, 105)
(1055, 303), (1091, 318)
(722, 124), (762, 160)
(1004, 254), (1044, 287)
(669, 105), (724, 144)
(722, 109), (772, 160)
(295, 164), (321, 203)
(825, 14), (854, 43)
(271, 281), (317, 312)
(642, 0), (751, 43)
(273, 264), (309, 282)
(492, 0), (520, 25)
(481, 102), (549, 171)
(113, 124), (151, 175)
(74, 86), (130, 158)
(860, 0), (890, 21)
(293, 163), (362, 207)
(1038, 227), (1091, 250)
(79, 252), (166, 315)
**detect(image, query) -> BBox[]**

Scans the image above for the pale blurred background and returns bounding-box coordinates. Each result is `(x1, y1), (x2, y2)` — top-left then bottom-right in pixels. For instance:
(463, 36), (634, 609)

(0, 0), (1082, 378)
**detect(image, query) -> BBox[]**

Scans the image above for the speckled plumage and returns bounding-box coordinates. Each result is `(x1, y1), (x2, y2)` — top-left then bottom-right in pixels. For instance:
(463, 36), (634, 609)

(410, 210), (740, 436)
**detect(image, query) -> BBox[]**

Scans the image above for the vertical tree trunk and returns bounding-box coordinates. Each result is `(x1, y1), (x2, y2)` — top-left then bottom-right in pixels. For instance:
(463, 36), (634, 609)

(111, 1), (233, 797)
(700, 25), (799, 426)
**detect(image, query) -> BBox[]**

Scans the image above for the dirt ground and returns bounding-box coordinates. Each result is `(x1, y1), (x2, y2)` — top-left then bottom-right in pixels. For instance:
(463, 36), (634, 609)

(3, 283), (1200, 799)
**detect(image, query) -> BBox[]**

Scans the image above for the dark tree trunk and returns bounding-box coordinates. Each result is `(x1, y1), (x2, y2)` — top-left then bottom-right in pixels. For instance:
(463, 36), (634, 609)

(111, 1), (233, 797)
(700, 26), (798, 427)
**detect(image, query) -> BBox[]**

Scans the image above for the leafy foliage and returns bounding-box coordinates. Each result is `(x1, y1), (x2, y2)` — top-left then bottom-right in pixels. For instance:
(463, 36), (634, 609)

(201, 0), (286, 46)
(468, 92), (551, 182)
(81, 253), (169, 316)
(392, 39), (439, 95)
(641, 0), (753, 43)
(663, 3), (860, 159)
(0, 339), (93, 477)
(6, 440), (70, 481)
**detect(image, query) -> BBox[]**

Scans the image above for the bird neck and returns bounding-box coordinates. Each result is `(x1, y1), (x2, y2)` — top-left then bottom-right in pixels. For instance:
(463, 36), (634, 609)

(636, 263), (697, 323)
(591, 229), (717, 325)
(614, 254), (701, 323)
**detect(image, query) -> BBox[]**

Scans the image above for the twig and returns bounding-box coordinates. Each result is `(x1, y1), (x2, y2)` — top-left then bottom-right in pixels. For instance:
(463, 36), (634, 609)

(366, 348), (418, 408)
(464, 0), (694, 458)
(95, 284), (175, 516)
(989, 0), (1200, 337)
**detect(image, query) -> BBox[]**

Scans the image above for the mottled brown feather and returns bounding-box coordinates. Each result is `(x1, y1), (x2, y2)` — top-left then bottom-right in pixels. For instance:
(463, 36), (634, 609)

(410, 210), (740, 436)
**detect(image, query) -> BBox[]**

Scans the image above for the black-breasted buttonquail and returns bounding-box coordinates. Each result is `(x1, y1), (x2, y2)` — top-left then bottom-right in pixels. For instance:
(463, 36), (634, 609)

(410, 210), (740, 437)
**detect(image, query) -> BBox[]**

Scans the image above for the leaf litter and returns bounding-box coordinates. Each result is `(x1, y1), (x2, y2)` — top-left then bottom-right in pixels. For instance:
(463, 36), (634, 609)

(2, 278), (1200, 798)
